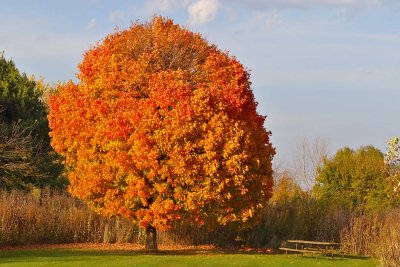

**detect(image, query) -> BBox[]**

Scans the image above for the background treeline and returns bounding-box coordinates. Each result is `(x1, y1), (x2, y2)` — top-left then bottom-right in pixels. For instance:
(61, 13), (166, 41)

(1, 53), (399, 266)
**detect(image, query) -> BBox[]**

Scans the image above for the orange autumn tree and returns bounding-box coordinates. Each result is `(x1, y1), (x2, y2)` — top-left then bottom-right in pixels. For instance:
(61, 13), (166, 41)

(48, 16), (275, 250)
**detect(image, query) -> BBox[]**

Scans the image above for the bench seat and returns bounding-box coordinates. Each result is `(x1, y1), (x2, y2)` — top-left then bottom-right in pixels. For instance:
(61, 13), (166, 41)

(279, 247), (323, 254)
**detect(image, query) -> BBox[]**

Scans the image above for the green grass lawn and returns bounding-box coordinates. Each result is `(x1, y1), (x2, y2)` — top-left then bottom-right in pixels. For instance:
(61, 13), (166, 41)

(0, 249), (378, 267)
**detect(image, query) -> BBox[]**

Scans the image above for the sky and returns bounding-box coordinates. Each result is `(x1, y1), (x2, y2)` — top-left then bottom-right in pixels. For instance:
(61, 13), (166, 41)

(1, 0), (399, 164)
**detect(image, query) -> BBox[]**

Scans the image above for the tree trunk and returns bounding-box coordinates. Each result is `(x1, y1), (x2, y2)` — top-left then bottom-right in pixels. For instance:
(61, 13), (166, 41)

(145, 224), (158, 250)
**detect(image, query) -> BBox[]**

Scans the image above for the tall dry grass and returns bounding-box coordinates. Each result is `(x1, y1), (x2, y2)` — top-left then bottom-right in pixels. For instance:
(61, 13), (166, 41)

(0, 188), (216, 247)
(374, 210), (400, 267)
(340, 212), (382, 256)
(0, 188), (137, 245)
(340, 209), (400, 267)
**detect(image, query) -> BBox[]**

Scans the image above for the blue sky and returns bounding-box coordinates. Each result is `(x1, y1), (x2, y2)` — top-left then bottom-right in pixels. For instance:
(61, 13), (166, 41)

(1, 0), (399, 163)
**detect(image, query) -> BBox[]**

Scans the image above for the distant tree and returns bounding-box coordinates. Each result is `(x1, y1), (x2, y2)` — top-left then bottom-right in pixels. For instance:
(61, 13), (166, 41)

(314, 146), (396, 210)
(291, 137), (329, 190)
(270, 173), (303, 206)
(48, 16), (275, 250)
(385, 137), (400, 193)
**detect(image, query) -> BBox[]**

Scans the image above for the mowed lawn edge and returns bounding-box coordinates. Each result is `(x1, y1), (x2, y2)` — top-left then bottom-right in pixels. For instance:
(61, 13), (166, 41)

(0, 246), (378, 267)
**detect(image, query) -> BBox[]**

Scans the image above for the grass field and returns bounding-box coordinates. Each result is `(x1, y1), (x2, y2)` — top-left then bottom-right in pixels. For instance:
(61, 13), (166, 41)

(0, 248), (378, 267)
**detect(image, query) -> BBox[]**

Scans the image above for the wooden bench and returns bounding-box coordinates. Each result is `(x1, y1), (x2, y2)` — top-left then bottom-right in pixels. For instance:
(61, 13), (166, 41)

(279, 240), (342, 258)
(279, 247), (323, 257)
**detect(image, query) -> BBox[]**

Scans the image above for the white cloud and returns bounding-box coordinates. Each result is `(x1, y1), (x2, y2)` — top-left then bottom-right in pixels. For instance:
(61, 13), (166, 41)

(109, 10), (124, 22)
(244, 10), (283, 32)
(188, 0), (220, 25)
(146, 0), (191, 12)
(86, 18), (97, 30)
(147, 0), (178, 11)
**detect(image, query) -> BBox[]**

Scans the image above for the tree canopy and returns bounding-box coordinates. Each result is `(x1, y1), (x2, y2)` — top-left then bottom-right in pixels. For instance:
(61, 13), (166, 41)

(0, 53), (48, 140)
(314, 146), (396, 210)
(48, 17), (275, 248)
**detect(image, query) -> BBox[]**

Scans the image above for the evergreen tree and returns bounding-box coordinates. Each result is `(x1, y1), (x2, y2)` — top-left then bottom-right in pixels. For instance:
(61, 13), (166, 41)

(0, 53), (65, 190)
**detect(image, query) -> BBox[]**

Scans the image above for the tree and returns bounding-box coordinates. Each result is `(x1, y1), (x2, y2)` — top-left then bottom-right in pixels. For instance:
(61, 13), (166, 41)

(0, 53), (65, 190)
(291, 137), (329, 190)
(314, 146), (395, 210)
(0, 53), (48, 141)
(0, 122), (41, 189)
(385, 136), (400, 193)
(48, 16), (275, 249)
(270, 173), (303, 206)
